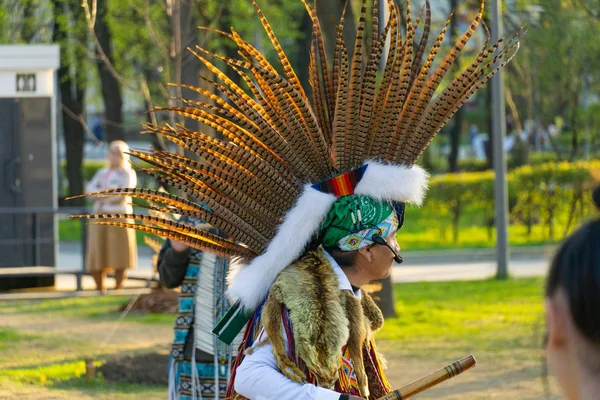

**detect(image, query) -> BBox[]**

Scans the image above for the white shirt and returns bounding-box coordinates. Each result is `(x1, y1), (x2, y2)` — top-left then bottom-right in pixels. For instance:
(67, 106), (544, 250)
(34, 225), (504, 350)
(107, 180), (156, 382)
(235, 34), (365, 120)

(85, 167), (137, 214)
(234, 252), (360, 400)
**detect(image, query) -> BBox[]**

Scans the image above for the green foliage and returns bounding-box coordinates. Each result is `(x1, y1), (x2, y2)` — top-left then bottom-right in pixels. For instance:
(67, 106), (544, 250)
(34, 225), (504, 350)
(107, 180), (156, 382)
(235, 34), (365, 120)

(0, 0), (54, 44)
(506, 0), (600, 155)
(0, 6), (7, 43)
(444, 153), (564, 174)
(457, 158), (489, 172)
(427, 171), (495, 242)
(511, 160), (599, 239)
(422, 160), (600, 244)
(103, 0), (308, 108)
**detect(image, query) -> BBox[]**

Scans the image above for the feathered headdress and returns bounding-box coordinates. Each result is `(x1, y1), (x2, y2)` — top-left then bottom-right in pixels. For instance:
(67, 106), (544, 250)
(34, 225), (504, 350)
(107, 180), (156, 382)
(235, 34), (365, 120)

(73, 0), (521, 311)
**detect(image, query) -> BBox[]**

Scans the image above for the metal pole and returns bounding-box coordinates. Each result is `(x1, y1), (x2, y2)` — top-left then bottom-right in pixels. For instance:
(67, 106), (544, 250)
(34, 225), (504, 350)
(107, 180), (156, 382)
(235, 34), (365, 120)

(491, 0), (509, 280)
(79, 209), (88, 291)
(33, 212), (41, 265)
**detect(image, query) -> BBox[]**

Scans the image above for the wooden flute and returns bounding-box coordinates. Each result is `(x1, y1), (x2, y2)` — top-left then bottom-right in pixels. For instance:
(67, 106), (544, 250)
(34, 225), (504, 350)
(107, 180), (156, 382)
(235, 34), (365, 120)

(377, 355), (477, 400)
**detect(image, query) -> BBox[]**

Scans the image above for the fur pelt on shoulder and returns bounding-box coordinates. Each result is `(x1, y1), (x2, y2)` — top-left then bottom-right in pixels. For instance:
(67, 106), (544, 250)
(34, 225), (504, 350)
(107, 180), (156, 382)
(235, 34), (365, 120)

(261, 248), (385, 397)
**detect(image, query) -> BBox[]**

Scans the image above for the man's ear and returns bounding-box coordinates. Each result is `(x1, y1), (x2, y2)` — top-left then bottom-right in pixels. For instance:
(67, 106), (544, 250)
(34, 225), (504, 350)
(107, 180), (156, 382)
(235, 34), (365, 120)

(357, 246), (373, 264)
(546, 297), (568, 351)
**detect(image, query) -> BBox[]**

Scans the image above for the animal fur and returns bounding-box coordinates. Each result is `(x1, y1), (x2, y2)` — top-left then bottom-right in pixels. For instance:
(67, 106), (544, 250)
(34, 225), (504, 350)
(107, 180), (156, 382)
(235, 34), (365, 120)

(354, 161), (429, 206)
(262, 249), (386, 396)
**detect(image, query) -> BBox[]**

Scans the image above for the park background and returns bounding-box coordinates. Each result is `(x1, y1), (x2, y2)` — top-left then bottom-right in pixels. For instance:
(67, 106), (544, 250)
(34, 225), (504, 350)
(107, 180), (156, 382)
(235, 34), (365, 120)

(0, 0), (599, 398)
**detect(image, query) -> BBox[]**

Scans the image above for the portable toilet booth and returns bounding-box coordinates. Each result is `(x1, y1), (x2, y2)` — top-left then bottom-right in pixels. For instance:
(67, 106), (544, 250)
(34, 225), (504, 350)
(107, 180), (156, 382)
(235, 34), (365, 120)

(0, 45), (60, 290)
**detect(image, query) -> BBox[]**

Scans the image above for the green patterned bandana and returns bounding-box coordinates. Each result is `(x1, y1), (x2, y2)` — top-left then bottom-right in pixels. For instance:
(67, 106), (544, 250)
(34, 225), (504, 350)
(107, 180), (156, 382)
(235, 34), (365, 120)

(320, 195), (398, 251)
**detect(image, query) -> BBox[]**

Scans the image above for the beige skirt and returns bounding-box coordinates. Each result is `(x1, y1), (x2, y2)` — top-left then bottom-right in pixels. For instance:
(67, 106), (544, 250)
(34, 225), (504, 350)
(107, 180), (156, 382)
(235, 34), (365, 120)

(86, 223), (137, 272)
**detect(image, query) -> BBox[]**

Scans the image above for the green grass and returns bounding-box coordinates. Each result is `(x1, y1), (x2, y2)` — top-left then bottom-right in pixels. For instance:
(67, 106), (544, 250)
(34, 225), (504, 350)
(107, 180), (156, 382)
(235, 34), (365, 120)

(0, 328), (40, 352)
(0, 296), (173, 324)
(1, 279), (548, 398)
(0, 358), (165, 398)
(0, 359), (86, 385)
(0, 326), (92, 370)
(377, 278), (546, 356)
(0, 296), (127, 315)
(0, 297), (171, 398)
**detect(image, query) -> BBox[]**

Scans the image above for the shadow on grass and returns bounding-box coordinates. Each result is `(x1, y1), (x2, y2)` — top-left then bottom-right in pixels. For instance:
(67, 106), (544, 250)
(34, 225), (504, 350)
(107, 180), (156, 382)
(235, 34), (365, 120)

(52, 377), (166, 394)
(0, 347), (170, 377)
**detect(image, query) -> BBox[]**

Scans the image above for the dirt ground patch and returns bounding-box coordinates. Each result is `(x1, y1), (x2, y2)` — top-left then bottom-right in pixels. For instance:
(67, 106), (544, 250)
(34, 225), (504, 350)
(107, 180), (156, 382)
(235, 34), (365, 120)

(97, 352), (170, 385)
(379, 341), (561, 399)
(119, 290), (179, 314)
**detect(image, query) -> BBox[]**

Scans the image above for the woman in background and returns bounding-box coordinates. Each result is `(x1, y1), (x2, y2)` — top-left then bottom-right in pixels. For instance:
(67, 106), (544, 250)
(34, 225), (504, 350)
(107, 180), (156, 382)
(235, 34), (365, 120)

(545, 185), (600, 399)
(85, 140), (137, 292)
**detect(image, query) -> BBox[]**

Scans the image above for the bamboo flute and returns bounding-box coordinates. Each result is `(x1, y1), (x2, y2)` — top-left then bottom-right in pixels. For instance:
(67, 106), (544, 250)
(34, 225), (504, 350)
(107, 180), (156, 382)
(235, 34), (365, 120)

(377, 355), (476, 399)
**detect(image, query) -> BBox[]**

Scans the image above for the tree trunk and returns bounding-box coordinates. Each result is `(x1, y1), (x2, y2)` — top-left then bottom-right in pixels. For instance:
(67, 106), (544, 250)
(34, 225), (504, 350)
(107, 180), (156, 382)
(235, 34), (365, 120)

(94, 0), (124, 143)
(447, 0), (463, 173)
(374, 277), (397, 319)
(296, 12), (313, 98)
(21, 0), (37, 42)
(61, 84), (86, 206)
(219, 1), (241, 89)
(53, 0), (86, 206)
(316, 0), (356, 58)
(482, 14), (494, 169)
(568, 97), (581, 160)
(448, 111), (464, 172)
(484, 83), (494, 168)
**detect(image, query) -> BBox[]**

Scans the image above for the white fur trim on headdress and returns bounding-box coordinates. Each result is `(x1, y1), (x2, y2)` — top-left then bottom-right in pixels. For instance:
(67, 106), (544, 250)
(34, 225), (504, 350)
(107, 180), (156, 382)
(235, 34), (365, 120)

(354, 161), (429, 206)
(227, 162), (429, 311)
(227, 184), (336, 310)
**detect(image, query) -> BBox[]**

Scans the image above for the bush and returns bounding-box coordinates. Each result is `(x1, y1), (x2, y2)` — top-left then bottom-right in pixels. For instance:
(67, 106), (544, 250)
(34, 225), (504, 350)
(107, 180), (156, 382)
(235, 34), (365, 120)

(423, 161), (600, 243)
(457, 158), (490, 172)
(427, 171), (495, 243)
(511, 161), (600, 239)
(529, 152), (559, 166)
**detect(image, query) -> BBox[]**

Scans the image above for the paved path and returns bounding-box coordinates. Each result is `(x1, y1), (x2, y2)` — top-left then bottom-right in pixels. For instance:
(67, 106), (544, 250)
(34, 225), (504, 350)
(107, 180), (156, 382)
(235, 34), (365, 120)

(392, 258), (549, 283)
(1, 244), (553, 300)
(57, 243), (552, 284)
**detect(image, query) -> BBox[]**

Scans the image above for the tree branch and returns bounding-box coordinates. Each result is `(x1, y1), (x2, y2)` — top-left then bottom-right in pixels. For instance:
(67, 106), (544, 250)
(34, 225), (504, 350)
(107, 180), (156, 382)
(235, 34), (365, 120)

(82, 0), (139, 91)
(61, 103), (102, 145)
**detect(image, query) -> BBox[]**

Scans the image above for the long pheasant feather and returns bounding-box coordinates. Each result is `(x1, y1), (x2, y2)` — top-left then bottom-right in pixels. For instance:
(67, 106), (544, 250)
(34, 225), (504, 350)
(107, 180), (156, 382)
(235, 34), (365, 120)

(342, 0), (367, 171)
(251, 0), (307, 101)
(75, 217), (256, 259)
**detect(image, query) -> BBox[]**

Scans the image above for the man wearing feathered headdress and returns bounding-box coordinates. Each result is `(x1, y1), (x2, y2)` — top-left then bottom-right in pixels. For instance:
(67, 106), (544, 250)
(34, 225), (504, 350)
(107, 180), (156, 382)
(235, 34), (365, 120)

(74, 0), (520, 398)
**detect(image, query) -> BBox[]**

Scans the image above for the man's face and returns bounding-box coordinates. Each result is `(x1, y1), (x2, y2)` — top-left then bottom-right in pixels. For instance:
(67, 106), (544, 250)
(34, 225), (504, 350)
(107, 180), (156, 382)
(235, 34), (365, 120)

(368, 229), (400, 280)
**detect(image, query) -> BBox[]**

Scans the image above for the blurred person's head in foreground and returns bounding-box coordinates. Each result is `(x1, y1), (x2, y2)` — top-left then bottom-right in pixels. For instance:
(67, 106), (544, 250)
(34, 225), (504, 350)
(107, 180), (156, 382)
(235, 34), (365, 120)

(108, 140), (130, 169)
(545, 185), (600, 400)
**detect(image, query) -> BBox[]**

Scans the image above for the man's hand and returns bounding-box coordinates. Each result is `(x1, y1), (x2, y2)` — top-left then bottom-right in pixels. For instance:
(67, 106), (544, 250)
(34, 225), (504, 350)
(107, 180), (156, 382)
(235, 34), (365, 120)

(170, 240), (189, 253)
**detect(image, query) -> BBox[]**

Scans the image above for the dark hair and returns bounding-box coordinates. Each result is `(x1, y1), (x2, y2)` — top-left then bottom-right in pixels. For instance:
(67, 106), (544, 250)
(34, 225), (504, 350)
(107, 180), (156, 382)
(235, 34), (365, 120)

(304, 232), (359, 267)
(545, 185), (600, 345)
(324, 246), (359, 268)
